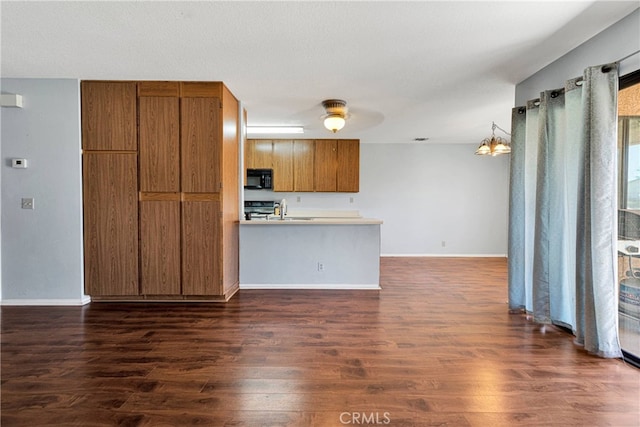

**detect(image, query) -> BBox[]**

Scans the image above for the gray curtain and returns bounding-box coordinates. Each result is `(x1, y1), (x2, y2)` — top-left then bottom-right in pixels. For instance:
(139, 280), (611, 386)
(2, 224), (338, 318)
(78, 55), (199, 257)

(508, 101), (539, 313)
(508, 106), (527, 310)
(574, 65), (622, 358)
(508, 63), (622, 358)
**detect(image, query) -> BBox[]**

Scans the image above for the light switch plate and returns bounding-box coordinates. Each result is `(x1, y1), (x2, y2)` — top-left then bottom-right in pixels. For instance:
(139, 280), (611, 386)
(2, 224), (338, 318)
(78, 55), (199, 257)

(21, 198), (34, 210)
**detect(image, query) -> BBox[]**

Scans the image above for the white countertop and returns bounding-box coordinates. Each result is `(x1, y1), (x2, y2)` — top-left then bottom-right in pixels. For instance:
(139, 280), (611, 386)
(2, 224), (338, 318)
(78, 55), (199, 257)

(240, 209), (382, 225)
(240, 217), (382, 225)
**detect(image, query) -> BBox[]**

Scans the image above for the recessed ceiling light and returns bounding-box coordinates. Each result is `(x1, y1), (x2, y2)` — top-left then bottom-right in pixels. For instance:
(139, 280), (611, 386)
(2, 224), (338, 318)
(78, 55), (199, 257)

(247, 126), (304, 135)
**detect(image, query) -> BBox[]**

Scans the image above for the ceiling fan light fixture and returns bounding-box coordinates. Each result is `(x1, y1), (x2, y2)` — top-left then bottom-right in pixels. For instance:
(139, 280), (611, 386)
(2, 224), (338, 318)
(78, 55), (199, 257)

(322, 99), (348, 133)
(323, 114), (346, 133)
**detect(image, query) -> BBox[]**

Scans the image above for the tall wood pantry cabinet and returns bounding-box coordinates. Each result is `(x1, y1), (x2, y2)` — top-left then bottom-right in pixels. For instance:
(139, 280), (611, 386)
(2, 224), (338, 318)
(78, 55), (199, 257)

(82, 81), (240, 301)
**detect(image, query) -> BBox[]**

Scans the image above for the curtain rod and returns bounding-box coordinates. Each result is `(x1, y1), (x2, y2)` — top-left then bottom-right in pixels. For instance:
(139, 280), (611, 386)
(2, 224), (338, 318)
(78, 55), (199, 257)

(617, 50), (640, 64)
(516, 50), (640, 110)
(573, 52), (639, 85)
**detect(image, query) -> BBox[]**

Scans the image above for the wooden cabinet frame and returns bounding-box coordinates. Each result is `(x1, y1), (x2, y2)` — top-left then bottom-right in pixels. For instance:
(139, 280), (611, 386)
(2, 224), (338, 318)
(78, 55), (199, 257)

(245, 138), (359, 193)
(82, 80), (239, 301)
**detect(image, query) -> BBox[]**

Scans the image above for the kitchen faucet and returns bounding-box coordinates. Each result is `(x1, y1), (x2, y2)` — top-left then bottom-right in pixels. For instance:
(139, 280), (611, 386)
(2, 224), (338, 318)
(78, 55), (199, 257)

(280, 198), (287, 219)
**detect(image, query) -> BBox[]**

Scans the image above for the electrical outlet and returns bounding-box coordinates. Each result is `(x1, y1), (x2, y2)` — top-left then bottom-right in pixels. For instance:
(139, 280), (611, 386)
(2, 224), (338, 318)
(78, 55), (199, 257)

(441, 240), (446, 247)
(22, 198), (34, 210)
(317, 262), (324, 272)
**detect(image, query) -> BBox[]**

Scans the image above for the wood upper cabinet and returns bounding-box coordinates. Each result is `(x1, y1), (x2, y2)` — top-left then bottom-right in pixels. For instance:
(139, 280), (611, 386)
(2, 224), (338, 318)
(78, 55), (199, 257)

(272, 140), (294, 192)
(314, 139), (359, 192)
(139, 96), (180, 192)
(181, 97), (221, 193)
(314, 140), (338, 192)
(140, 87), (225, 195)
(244, 138), (359, 192)
(245, 140), (273, 170)
(83, 153), (139, 296)
(293, 140), (315, 192)
(81, 81), (137, 151)
(337, 139), (360, 192)
(244, 139), (294, 190)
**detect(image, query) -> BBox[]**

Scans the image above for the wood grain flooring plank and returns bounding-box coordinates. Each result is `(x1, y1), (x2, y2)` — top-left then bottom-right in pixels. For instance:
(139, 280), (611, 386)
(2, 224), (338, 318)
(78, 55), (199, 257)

(1, 257), (638, 426)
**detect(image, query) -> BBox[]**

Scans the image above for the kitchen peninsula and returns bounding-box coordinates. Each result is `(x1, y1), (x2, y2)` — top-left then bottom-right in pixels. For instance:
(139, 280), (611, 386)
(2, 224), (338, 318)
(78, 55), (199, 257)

(239, 211), (382, 289)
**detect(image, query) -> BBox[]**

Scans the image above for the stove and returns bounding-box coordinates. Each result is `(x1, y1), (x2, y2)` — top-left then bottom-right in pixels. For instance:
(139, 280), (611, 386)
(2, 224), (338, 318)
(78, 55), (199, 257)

(244, 200), (276, 219)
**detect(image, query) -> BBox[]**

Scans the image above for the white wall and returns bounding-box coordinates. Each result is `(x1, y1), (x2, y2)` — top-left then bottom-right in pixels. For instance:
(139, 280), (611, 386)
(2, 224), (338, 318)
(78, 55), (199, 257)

(0, 80), (508, 305)
(1, 78), (87, 304)
(240, 223), (381, 288)
(516, 8), (640, 105)
(245, 142), (510, 256)
(4, 10), (635, 301)
(361, 143), (508, 255)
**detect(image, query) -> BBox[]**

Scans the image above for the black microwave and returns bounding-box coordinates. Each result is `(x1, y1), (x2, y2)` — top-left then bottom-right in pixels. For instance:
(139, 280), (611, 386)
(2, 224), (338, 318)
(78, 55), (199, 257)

(245, 168), (273, 190)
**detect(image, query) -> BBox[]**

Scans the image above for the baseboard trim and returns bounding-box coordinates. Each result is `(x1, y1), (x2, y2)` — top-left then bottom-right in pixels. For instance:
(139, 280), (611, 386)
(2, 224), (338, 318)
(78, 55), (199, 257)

(240, 283), (381, 290)
(381, 253), (507, 258)
(1, 296), (92, 306)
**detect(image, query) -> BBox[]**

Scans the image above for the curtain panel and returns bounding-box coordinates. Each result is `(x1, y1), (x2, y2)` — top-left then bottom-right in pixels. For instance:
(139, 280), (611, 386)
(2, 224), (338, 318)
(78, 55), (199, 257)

(508, 64), (622, 358)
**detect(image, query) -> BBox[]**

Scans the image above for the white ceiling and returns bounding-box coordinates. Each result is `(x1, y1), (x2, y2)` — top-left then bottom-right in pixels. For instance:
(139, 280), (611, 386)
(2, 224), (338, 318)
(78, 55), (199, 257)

(1, 1), (638, 143)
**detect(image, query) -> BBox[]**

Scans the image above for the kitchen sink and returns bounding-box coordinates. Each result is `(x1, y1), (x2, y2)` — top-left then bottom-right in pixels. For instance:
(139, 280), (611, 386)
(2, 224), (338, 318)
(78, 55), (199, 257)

(269, 216), (313, 221)
(247, 216), (364, 223)
(252, 215), (315, 221)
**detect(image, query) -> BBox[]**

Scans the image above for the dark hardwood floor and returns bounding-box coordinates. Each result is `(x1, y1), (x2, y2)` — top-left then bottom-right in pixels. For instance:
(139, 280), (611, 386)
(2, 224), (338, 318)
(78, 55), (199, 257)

(2, 257), (639, 426)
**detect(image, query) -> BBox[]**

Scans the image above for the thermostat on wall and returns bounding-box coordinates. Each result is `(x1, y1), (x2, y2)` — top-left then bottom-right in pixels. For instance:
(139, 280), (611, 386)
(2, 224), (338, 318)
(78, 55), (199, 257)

(12, 158), (28, 168)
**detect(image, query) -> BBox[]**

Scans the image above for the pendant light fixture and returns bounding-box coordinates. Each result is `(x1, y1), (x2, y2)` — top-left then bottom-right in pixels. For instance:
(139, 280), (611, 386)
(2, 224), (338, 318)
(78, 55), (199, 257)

(322, 99), (348, 133)
(475, 121), (511, 156)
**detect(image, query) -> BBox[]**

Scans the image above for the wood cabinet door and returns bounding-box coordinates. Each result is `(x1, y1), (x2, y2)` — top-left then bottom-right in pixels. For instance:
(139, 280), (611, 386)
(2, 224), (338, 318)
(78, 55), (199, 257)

(83, 153), (139, 295)
(314, 140), (338, 192)
(140, 200), (181, 295)
(272, 140), (294, 192)
(139, 96), (180, 192)
(181, 97), (221, 193)
(245, 140), (273, 170)
(182, 200), (221, 295)
(81, 82), (137, 151)
(337, 139), (360, 192)
(293, 140), (315, 192)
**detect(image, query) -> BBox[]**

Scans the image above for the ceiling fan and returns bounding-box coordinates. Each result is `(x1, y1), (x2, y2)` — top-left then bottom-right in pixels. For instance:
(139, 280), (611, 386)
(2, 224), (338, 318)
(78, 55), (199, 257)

(321, 99), (349, 133)
(246, 98), (384, 137)
(284, 99), (384, 135)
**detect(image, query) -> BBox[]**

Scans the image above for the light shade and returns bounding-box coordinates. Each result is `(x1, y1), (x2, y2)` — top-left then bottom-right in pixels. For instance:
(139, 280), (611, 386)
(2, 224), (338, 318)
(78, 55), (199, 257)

(475, 122), (511, 156)
(475, 136), (511, 156)
(322, 99), (348, 133)
(475, 141), (491, 155)
(323, 114), (346, 133)
(492, 138), (511, 155)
